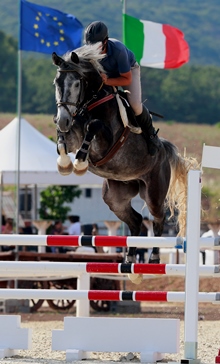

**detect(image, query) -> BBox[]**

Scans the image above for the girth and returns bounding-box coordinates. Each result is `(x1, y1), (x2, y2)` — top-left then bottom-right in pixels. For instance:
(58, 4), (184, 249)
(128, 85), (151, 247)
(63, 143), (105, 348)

(90, 126), (130, 167)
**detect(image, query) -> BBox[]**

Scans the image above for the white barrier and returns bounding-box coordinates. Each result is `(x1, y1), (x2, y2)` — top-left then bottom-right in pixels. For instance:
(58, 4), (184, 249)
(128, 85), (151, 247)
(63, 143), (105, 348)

(0, 316), (32, 359)
(52, 317), (180, 363)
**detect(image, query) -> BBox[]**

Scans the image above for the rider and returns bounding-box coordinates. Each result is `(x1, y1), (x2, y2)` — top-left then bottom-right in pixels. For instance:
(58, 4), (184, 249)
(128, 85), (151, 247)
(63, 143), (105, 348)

(84, 21), (161, 156)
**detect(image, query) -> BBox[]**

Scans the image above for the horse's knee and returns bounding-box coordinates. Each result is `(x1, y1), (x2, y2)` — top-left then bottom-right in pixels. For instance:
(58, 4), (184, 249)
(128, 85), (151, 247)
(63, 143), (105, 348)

(88, 119), (113, 142)
(87, 119), (103, 135)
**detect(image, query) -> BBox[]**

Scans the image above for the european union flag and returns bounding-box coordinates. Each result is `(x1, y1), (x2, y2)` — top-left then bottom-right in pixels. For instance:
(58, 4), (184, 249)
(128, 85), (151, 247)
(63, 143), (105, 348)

(19, 0), (83, 54)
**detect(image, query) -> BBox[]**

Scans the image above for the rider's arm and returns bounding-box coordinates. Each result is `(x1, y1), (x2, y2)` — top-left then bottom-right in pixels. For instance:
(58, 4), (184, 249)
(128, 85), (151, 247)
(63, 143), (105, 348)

(101, 70), (132, 87)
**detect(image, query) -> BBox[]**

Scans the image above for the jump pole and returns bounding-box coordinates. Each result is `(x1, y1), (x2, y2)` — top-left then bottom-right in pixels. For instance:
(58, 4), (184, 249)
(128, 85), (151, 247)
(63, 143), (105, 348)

(182, 169), (202, 363)
(0, 261), (219, 277)
(0, 289), (219, 303)
(0, 234), (219, 249)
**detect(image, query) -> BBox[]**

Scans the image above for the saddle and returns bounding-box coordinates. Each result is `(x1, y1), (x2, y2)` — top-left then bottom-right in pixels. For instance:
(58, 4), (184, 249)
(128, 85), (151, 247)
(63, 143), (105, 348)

(114, 88), (142, 134)
(117, 90), (137, 122)
(115, 88), (163, 134)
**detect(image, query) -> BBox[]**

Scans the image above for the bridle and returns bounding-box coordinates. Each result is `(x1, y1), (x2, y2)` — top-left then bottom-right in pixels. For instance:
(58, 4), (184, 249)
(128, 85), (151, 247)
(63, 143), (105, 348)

(55, 65), (116, 156)
(55, 67), (111, 121)
(55, 66), (130, 166)
(56, 69), (88, 120)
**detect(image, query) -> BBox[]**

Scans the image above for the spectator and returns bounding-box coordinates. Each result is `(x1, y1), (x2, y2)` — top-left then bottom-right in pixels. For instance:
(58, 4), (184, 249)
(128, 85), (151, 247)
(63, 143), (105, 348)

(51, 220), (64, 235)
(68, 215), (81, 235)
(2, 218), (14, 234)
(21, 220), (37, 252)
(0, 214), (7, 251)
(92, 223), (99, 236)
(51, 220), (66, 253)
(67, 215), (81, 252)
(1, 214), (6, 231)
(23, 220), (34, 234)
(92, 223), (104, 253)
(2, 218), (14, 251)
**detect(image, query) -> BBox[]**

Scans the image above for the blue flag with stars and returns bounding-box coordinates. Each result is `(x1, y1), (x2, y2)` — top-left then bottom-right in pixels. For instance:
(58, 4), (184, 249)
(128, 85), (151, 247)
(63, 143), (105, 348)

(19, 0), (83, 54)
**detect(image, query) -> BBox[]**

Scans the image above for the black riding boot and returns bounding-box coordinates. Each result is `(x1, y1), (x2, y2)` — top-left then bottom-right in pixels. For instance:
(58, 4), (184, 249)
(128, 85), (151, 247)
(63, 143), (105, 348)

(136, 105), (161, 156)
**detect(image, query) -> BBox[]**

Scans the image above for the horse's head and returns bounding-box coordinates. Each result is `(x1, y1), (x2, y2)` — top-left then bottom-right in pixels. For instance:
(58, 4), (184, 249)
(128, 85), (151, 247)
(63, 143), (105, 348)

(52, 51), (86, 133)
(52, 45), (105, 133)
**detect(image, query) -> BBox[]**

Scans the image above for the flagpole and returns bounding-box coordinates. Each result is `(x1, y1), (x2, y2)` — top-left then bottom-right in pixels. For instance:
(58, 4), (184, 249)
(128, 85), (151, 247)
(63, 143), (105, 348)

(16, 1), (22, 235)
(121, 0), (126, 43)
(122, 0), (126, 13)
(16, 48), (22, 236)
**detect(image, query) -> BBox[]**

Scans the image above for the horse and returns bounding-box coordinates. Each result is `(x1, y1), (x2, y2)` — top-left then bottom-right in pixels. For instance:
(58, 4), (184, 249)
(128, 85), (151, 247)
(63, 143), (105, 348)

(52, 44), (198, 284)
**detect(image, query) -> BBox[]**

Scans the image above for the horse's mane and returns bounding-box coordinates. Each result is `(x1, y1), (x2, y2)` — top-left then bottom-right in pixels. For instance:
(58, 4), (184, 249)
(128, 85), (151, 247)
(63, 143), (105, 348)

(62, 43), (106, 76)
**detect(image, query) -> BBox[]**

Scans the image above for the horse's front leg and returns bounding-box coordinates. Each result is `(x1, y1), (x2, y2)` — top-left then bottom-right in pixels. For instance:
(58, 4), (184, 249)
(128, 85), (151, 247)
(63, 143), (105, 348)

(57, 132), (74, 176)
(73, 119), (111, 176)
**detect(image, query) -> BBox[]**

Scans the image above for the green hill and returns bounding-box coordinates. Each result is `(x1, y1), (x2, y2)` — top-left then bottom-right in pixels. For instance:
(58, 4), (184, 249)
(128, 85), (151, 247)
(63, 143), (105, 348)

(0, 0), (220, 65)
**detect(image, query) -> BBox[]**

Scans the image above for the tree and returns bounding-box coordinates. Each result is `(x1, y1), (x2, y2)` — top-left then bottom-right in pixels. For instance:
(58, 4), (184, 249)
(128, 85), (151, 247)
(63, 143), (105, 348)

(39, 185), (82, 222)
(0, 31), (18, 112)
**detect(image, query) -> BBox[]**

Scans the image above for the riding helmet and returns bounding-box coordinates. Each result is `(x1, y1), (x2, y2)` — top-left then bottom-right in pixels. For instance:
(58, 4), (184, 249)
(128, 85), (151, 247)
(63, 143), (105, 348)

(85, 21), (108, 44)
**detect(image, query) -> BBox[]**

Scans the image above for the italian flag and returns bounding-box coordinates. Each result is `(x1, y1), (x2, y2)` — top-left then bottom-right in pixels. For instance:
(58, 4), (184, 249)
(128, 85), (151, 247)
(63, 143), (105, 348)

(123, 14), (189, 69)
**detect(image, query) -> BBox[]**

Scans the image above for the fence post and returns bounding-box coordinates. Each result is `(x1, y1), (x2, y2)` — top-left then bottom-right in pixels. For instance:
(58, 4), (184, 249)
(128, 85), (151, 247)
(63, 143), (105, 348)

(184, 170), (201, 362)
(76, 273), (90, 317)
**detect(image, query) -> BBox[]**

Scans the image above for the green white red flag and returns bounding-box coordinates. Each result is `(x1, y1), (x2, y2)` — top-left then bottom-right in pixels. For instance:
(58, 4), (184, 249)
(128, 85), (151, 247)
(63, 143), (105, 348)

(123, 13), (189, 69)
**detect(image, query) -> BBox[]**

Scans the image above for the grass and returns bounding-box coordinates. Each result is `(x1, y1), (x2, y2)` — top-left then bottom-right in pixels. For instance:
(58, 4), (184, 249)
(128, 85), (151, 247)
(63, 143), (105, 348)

(1, 112), (220, 220)
(1, 112), (220, 173)
(2, 113), (220, 158)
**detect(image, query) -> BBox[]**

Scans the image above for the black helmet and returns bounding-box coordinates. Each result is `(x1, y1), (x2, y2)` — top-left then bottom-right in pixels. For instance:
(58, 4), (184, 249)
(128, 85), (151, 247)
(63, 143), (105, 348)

(85, 21), (108, 44)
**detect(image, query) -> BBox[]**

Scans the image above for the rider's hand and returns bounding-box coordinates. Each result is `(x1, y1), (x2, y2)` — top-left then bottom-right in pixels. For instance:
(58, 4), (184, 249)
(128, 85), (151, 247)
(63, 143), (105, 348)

(101, 73), (108, 84)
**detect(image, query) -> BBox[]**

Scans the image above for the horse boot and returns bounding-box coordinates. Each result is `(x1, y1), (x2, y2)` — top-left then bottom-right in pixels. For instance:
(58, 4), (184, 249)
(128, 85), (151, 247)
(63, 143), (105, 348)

(136, 105), (161, 156)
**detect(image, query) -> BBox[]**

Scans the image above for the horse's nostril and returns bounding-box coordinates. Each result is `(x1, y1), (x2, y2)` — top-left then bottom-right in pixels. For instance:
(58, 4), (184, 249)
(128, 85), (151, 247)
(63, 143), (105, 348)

(53, 115), (57, 124)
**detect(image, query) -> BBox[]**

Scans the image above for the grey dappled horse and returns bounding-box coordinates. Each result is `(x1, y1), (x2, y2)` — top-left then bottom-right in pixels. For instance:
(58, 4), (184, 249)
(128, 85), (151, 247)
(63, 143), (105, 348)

(52, 45), (197, 284)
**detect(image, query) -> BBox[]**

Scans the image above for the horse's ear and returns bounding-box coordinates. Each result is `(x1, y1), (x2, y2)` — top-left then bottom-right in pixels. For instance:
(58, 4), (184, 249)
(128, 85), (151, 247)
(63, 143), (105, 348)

(71, 52), (79, 64)
(52, 52), (63, 67)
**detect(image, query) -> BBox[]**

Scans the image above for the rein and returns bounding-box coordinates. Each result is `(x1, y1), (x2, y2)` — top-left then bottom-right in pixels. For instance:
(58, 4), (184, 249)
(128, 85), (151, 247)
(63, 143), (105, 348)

(87, 94), (115, 111)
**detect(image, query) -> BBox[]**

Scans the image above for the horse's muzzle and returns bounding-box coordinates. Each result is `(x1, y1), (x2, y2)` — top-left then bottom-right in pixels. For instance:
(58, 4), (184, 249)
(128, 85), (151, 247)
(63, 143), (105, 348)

(55, 118), (72, 133)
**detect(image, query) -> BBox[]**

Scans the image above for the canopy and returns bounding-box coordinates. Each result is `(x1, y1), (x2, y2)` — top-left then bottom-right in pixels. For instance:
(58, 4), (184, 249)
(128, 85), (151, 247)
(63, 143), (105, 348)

(0, 117), (103, 186)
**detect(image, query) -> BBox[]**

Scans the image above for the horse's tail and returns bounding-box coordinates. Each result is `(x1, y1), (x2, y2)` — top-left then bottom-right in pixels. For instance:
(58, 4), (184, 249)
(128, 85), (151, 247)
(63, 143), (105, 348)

(162, 138), (200, 237)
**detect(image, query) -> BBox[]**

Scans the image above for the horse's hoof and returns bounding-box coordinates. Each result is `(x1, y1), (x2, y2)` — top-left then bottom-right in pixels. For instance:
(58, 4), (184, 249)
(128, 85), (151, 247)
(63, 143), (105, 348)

(73, 167), (88, 176)
(57, 165), (73, 175)
(128, 273), (143, 285)
(73, 159), (88, 176)
(148, 254), (160, 264)
(57, 154), (73, 175)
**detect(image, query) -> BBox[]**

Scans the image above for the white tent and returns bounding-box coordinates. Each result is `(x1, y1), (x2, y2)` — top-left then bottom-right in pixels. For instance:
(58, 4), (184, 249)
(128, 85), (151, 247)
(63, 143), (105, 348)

(0, 117), (103, 186)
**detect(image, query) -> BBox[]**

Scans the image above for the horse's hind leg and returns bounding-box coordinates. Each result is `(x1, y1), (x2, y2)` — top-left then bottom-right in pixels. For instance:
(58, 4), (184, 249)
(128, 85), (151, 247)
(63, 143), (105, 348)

(102, 179), (142, 261)
(139, 163), (171, 263)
